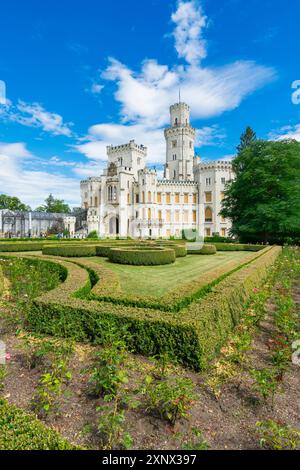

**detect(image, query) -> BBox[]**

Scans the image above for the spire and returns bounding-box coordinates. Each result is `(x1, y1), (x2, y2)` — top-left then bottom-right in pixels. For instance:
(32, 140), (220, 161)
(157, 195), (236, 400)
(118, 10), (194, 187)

(178, 87), (181, 103)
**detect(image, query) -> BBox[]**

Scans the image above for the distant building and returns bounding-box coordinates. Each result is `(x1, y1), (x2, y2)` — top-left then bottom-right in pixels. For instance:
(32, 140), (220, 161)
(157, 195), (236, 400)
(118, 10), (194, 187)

(0, 210), (76, 238)
(80, 101), (234, 239)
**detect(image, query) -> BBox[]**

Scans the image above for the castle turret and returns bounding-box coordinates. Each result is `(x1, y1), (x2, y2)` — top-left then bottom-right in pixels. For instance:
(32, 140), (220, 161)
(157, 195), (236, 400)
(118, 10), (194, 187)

(164, 102), (196, 181)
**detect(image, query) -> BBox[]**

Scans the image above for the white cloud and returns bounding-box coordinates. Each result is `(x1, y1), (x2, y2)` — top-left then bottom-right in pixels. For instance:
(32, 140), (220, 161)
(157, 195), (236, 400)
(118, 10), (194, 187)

(171, 0), (207, 65)
(269, 124), (300, 142)
(0, 142), (79, 207)
(0, 100), (73, 137)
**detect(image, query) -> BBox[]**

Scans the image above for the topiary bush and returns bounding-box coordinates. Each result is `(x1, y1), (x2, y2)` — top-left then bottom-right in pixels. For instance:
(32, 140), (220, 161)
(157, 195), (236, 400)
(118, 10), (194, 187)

(155, 243), (187, 257)
(42, 244), (96, 257)
(188, 244), (217, 255)
(0, 242), (44, 252)
(108, 246), (176, 265)
(0, 399), (80, 449)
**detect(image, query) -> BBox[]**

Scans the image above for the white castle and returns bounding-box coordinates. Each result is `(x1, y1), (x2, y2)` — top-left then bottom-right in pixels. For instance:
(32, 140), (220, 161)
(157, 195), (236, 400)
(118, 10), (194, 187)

(80, 101), (233, 239)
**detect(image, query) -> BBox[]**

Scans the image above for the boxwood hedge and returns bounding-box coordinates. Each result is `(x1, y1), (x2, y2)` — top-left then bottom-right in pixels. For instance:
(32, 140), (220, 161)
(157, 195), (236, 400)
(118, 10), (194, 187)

(187, 244), (216, 255)
(108, 246), (176, 265)
(42, 244), (97, 257)
(0, 242), (44, 252)
(155, 243), (187, 257)
(0, 399), (80, 450)
(27, 246), (281, 370)
(211, 242), (264, 251)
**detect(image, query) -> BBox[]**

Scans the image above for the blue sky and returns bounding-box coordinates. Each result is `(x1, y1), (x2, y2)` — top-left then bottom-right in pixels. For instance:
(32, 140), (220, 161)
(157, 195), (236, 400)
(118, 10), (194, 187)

(0, 0), (299, 208)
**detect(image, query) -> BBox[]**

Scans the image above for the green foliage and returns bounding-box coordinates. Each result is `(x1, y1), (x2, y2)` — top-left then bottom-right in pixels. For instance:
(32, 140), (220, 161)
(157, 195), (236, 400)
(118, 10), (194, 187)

(256, 420), (300, 450)
(0, 399), (79, 449)
(236, 126), (256, 154)
(87, 343), (128, 399)
(0, 194), (30, 211)
(33, 358), (72, 417)
(87, 230), (98, 239)
(221, 139), (300, 244)
(250, 368), (277, 406)
(0, 265), (4, 297)
(97, 400), (133, 450)
(0, 242), (45, 252)
(181, 428), (209, 450)
(188, 244), (216, 255)
(0, 366), (6, 391)
(35, 193), (71, 214)
(108, 246), (176, 265)
(140, 375), (195, 425)
(42, 244), (97, 257)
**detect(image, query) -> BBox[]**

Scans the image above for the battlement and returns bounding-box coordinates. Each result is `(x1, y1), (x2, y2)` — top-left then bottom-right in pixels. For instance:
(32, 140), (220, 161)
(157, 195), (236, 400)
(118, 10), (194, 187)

(107, 139), (147, 156)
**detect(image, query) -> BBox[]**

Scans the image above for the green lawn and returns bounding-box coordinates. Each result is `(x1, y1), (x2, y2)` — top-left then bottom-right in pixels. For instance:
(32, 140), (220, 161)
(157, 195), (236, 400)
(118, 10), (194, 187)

(87, 251), (252, 297)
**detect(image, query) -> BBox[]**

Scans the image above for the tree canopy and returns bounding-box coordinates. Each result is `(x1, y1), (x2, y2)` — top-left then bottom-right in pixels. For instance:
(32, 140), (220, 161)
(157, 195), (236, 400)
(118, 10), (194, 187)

(221, 139), (300, 244)
(0, 194), (31, 211)
(35, 194), (71, 214)
(236, 126), (256, 154)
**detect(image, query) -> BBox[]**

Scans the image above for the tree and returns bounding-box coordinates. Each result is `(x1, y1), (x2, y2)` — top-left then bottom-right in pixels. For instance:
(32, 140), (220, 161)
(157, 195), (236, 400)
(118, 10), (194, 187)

(35, 194), (71, 214)
(0, 194), (31, 211)
(237, 127), (256, 154)
(220, 139), (300, 244)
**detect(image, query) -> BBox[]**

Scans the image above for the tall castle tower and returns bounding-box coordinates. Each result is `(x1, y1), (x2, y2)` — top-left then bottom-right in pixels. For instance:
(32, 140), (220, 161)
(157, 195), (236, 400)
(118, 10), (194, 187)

(164, 101), (196, 181)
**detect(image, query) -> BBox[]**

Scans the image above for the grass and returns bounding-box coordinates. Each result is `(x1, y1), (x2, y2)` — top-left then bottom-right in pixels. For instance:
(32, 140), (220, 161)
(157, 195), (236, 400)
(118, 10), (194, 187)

(85, 251), (252, 297)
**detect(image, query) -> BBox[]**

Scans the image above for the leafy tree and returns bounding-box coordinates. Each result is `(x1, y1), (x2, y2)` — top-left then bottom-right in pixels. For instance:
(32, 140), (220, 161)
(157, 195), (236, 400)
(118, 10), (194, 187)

(0, 194), (31, 211)
(220, 139), (300, 244)
(35, 194), (71, 214)
(237, 127), (256, 154)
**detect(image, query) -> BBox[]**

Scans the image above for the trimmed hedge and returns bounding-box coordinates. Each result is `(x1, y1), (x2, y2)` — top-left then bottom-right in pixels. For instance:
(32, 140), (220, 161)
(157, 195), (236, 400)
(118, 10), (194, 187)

(26, 246), (281, 370)
(188, 244), (216, 255)
(0, 399), (79, 450)
(42, 244), (97, 257)
(155, 243), (187, 257)
(0, 265), (4, 297)
(108, 246), (176, 265)
(211, 243), (265, 252)
(0, 242), (44, 252)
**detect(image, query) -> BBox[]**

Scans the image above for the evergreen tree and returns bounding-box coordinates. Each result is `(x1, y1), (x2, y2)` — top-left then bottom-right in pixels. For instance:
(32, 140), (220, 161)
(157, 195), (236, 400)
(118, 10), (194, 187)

(221, 139), (300, 244)
(237, 127), (256, 154)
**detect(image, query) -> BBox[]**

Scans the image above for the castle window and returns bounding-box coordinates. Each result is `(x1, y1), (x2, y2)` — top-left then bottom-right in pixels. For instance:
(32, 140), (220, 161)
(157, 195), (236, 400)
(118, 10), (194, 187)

(205, 191), (212, 203)
(206, 177), (211, 186)
(175, 193), (180, 204)
(142, 191), (145, 203)
(90, 197), (93, 206)
(189, 141), (192, 149)
(184, 211), (189, 223)
(221, 228), (226, 237)
(148, 191), (151, 203)
(174, 118), (178, 126)
(221, 177), (226, 184)
(127, 193), (130, 204)
(192, 210), (197, 222)
(166, 193), (171, 204)
(157, 192), (162, 204)
(220, 191), (225, 200)
(205, 228), (211, 237)
(184, 193), (189, 204)
(158, 209), (162, 220)
(172, 140), (177, 148)
(94, 197), (98, 207)
(136, 211), (139, 219)
(173, 170), (176, 178)
(135, 194), (139, 203)
(166, 210), (171, 222)
(205, 207), (213, 222)
(148, 208), (151, 220)
(175, 210), (180, 223)
(193, 193), (197, 204)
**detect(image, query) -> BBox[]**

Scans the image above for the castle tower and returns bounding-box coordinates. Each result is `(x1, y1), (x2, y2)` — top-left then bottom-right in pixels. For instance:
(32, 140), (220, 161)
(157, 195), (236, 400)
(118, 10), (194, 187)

(164, 102), (196, 181)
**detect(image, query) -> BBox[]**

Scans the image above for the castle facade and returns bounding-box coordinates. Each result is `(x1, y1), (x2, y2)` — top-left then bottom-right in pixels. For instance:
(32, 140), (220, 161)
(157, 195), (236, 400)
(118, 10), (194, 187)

(80, 102), (233, 239)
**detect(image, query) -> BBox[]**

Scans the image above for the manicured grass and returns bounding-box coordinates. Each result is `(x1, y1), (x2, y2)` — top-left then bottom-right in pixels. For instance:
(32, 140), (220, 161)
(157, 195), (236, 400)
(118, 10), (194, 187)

(86, 251), (252, 297)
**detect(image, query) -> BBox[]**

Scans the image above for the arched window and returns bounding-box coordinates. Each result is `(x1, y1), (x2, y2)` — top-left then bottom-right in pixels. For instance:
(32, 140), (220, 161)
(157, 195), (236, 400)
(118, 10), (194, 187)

(174, 117), (178, 126)
(148, 191), (151, 203)
(205, 207), (213, 222)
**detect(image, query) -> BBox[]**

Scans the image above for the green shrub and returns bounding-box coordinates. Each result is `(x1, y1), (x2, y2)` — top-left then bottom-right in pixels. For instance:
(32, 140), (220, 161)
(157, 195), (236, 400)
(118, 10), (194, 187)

(256, 420), (300, 450)
(0, 242), (44, 252)
(212, 243), (265, 252)
(0, 265), (4, 297)
(188, 244), (216, 255)
(0, 399), (79, 449)
(155, 243), (187, 257)
(42, 244), (97, 257)
(27, 246), (281, 370)
(108, 247), (176, 265)
(87, 230), (98, 239)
